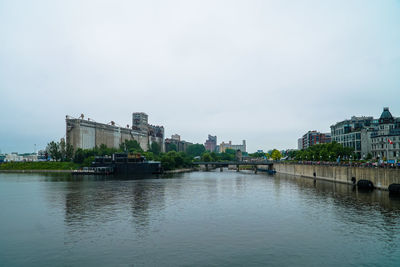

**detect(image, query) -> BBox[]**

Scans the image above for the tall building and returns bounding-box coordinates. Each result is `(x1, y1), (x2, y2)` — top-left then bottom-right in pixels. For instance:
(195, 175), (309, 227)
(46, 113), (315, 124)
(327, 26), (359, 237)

(219, 140), (246, 153)
(204, 135), (217, 152)
(298, 138), (303, 150)
(132, 112), (149, 131)
(165, 135), (193, 152)
(371, 107), (400, 160)
(66, 113), (164, 152)
(330, 116), (377, 158)
(300, 131), (331, 149)
(171, 134), (181, 141)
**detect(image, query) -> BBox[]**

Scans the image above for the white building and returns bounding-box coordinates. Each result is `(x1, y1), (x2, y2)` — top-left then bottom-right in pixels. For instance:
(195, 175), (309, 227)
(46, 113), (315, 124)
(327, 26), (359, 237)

(371, 107), (400, 161)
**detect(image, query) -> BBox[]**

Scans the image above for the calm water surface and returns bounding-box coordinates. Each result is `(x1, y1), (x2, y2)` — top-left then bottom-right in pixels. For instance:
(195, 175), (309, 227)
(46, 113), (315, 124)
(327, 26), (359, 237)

(1, 171), (400, 266)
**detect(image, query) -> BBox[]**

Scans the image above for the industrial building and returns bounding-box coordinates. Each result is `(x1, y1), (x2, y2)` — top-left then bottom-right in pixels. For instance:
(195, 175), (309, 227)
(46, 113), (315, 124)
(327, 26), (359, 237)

(204, 135), (217, 152)
(219, 140), (246, 153)
(164, 134), (193, 153)
(66, 113), (164, 152)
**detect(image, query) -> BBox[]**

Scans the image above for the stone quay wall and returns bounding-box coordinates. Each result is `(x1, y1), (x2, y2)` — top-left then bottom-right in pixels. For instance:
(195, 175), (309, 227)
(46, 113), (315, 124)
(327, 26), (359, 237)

(261, 163), (400, 190)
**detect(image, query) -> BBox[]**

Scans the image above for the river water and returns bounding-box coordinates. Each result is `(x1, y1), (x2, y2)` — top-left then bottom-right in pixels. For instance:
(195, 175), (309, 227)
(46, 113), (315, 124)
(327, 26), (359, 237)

(1, 171), (400, 266)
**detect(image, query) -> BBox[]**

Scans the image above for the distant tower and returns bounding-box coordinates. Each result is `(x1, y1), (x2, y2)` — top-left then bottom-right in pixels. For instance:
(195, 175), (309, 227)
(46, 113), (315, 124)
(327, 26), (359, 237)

(205, 135), (217, 152)
(132, 112), (149, 131)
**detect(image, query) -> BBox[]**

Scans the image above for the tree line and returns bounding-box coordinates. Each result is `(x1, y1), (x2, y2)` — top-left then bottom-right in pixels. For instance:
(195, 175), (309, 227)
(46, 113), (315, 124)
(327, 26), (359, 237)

(46, 139), (285, 170)
(286, 142), (359, 161)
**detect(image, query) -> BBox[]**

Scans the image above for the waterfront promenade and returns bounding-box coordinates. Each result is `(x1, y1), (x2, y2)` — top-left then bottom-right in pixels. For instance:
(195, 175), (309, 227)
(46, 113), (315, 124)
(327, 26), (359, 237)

(261, 162), (400, 190)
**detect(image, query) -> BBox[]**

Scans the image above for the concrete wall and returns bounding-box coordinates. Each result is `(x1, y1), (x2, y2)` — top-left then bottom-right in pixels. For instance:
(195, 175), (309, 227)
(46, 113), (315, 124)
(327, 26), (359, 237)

(66, 119), (155, 151)
(264, 163), (400, 190)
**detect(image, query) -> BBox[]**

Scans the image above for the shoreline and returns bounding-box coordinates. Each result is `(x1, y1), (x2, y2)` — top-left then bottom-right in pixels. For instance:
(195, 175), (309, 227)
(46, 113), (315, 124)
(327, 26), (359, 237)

(266, 163), (400, 191)
(0, 169), (73, 173)
(164, 167), (199, 174)
(0, 167), (200, 175)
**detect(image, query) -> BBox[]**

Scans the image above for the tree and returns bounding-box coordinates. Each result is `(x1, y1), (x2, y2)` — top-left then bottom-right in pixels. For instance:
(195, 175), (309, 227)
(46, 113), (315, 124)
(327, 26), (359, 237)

(250, 152), (266, 158)
(161, 153), (175, 170)
(83, 156), (95, 167)
(166, 143), (177, 152)
(186, 144), (206, 157)
(120, 140), (143, 153)
(149, 142), (161, 155)
(59, 138), (66, 161)
(210, 152), (218, 162)
(270, 149), (282, 161)
(65, 143), (74, 161)
(46, 141), (61, 161)
(74, 148), (85, 164)
(202, 152), (212, 162)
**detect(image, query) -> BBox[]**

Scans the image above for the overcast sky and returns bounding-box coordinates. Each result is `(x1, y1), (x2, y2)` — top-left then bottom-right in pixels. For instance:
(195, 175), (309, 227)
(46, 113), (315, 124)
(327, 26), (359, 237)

(1, 0), (399, 153)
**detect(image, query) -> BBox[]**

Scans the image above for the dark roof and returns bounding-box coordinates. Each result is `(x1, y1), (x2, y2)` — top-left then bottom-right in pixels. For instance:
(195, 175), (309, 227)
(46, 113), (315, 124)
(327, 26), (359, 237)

(379, 107), (394, 124)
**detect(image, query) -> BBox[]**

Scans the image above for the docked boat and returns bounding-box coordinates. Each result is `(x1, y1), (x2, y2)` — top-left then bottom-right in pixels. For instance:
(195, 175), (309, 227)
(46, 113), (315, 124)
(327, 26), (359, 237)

(257, 167), (276, 175)
(90, 153), (162, 175)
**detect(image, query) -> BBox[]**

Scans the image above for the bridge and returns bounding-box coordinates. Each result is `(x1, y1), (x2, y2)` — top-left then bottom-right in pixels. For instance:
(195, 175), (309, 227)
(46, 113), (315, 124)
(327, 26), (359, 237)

(193, 161), (274, 173)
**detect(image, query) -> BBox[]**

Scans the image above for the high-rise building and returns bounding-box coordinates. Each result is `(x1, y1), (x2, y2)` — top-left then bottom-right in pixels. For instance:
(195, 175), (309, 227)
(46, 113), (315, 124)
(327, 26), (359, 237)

(300, 131), (331, 149)
(205, 135), (217, 152)
(298, 138), (303, 150)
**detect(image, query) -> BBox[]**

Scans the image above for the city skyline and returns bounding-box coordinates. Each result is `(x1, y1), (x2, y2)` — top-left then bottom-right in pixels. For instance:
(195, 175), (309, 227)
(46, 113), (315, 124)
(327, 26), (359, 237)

(1, 0), (400, 153)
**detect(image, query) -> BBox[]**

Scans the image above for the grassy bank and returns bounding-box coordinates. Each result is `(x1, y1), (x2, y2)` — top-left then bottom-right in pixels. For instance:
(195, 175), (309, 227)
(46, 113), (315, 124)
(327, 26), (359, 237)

(0, 161), (80, 171)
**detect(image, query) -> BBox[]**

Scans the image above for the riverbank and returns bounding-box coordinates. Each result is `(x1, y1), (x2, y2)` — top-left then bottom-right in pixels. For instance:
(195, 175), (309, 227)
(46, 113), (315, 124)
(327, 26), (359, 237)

(0, 169), (72, 173)
(263, 163), (400, 190)
(164, 167), (199, 174)
(0, 162), (80, 171)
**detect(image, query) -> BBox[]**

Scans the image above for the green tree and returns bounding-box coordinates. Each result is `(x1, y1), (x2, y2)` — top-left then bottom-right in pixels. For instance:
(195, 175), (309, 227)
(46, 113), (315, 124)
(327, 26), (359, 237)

(149, 142), (161, 155)
(166, 143), (177, 152)
(47, 141), (61, 161)
(174, 152), (184, 167)
(161, 153), (175, 170)
(143, 151), (155, 161)
(83, 156), (95, 167)
(73, 148), (85, 164)
(202, 152), (212, 162)
(120, 140), (143, 153)
(65, 143), (74, 161)
(59, 138), (66, 161)
(270, 149), (282, 161)
(186, 144), (206, 157)
(210, 152), (218, 162)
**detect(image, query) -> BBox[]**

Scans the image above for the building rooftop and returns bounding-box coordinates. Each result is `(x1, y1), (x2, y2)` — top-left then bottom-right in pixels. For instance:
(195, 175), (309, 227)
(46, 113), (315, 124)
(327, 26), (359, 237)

(379, 107), (394, 124)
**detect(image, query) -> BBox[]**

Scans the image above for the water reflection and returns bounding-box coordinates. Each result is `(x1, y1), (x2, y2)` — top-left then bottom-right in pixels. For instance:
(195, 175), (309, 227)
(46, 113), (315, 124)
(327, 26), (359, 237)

(2, 171), (400, 266)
